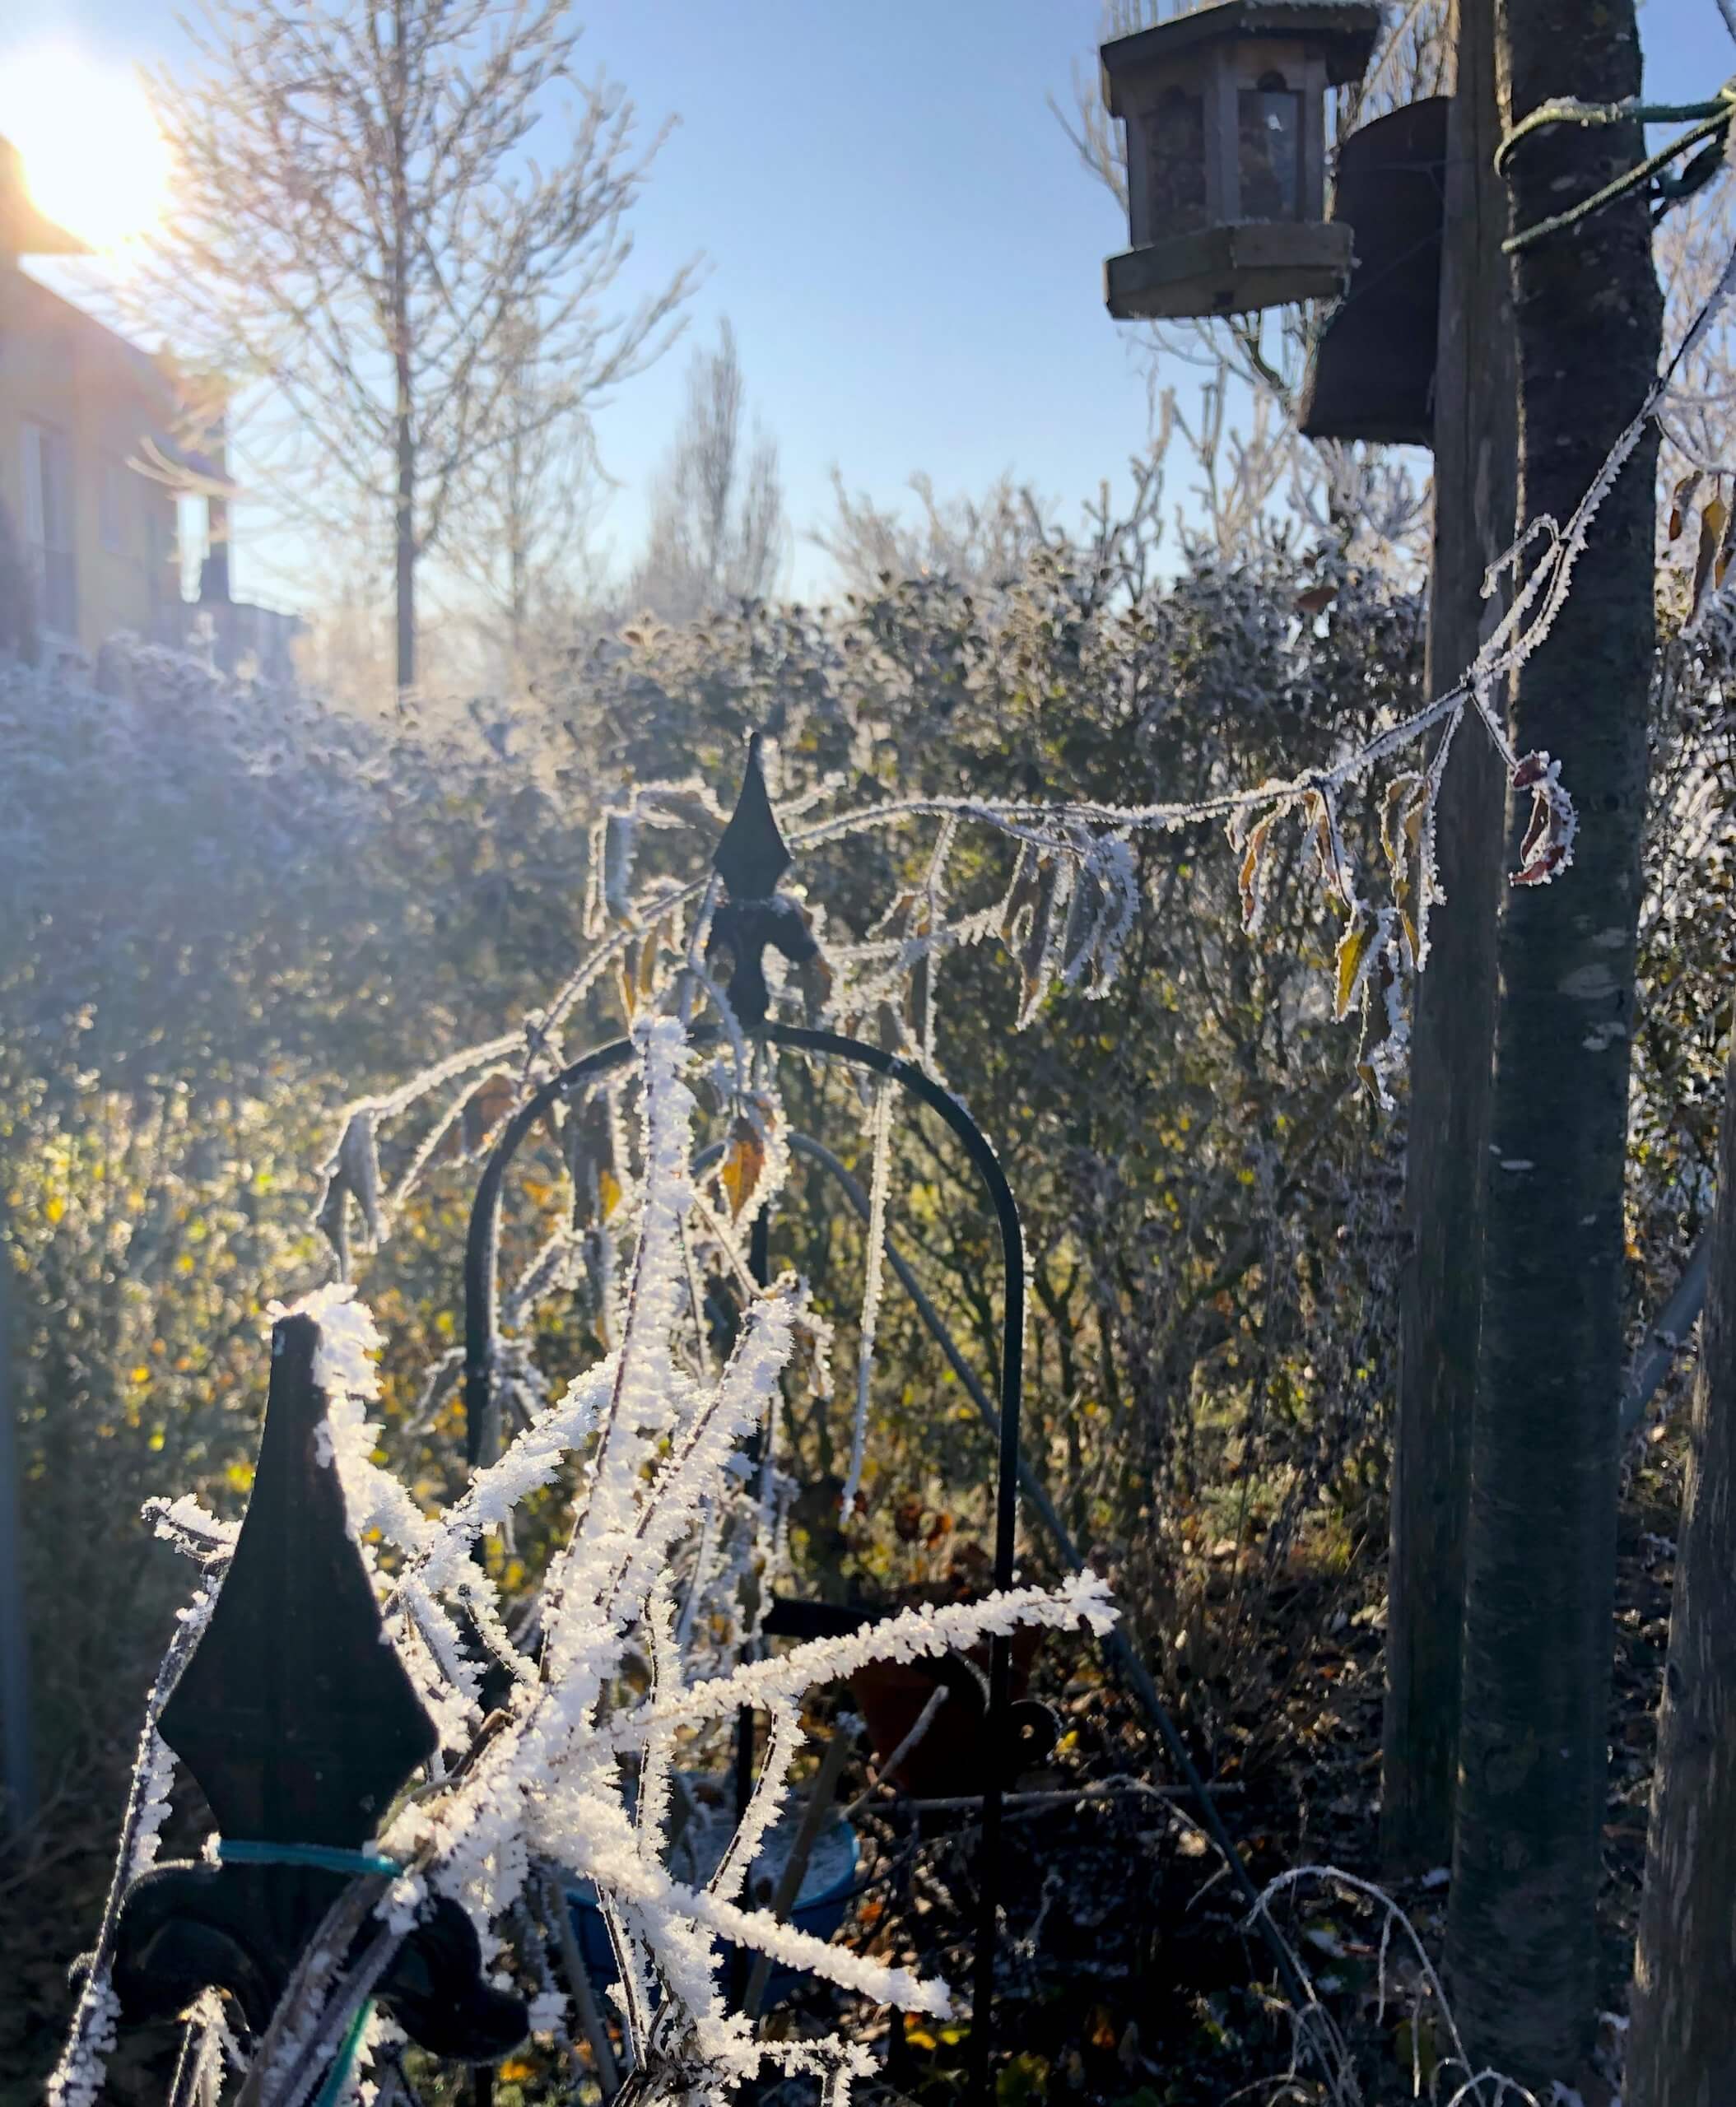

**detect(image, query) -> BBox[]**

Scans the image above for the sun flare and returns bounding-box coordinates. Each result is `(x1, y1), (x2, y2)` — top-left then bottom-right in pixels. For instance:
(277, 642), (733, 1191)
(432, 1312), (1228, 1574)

(0, 44), (171, 253)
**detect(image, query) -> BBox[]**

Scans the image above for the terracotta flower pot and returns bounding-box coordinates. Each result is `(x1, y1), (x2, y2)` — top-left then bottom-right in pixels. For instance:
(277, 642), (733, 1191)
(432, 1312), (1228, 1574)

(849, 1624), (1045, 1798)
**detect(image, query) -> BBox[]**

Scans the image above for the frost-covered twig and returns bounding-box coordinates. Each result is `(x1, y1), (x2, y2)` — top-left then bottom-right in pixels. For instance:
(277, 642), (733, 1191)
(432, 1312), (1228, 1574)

(1245, 1865), (1543, 2107)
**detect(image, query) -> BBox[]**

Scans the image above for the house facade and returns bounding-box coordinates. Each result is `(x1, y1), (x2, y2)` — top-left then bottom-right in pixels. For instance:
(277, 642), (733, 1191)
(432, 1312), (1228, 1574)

(0, 137), (301, 679)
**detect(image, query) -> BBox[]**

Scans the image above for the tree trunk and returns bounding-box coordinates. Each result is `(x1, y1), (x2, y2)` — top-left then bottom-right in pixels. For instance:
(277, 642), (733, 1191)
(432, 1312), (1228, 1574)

(508, 425), (527, 665)
(1626, 1044), (1736, 2107)
(390, 0), (416, 695)
(1444, 0), (1661, 2081)
(1381, 0), (1516, 1875)
(395, 402), (416, 694)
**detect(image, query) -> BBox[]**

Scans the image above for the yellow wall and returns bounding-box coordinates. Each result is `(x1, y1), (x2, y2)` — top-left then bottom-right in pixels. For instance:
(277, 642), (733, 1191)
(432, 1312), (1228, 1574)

(0, 264), (182, 653)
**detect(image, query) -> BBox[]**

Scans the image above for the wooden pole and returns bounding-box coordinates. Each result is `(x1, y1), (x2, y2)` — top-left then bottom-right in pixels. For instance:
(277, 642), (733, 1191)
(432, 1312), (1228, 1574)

(1380, 0), (1517, 1873)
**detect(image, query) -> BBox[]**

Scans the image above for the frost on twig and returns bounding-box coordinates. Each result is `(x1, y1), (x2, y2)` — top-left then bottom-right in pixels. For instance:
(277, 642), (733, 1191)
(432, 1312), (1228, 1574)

(1245, 1864), (1542, 2107)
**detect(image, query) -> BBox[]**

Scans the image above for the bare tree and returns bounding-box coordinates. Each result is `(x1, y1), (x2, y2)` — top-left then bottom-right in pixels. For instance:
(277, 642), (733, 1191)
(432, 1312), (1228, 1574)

(138, 0), (696, 691)
(623, 319), (787, 622)
(812, 468), (1054, 598)
(442, 305), (612, 677)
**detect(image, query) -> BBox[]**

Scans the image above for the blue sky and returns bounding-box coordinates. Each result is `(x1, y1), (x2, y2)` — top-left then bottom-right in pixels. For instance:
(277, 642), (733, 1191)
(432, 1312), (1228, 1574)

(2, 0), (1730, 605)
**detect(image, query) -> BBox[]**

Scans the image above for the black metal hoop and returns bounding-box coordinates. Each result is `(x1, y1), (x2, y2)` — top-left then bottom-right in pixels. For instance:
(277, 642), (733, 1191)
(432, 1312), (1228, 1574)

(460, 1019), (1025, 2090)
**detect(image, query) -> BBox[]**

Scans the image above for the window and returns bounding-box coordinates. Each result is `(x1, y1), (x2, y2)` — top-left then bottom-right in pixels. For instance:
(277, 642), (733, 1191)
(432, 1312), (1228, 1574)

(1147, 85), (1208, 235)
(1238, 72), (1303, 221)
(22, 421), (77, 637)
(99, 458), (127, 556)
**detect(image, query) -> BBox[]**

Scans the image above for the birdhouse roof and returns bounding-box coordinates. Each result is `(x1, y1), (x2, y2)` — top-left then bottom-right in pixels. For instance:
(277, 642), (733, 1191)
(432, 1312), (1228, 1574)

(1101, 2), (1384, 114)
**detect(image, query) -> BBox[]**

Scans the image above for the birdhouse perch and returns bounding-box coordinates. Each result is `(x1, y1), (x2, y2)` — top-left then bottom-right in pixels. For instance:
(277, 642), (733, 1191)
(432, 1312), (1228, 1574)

(1101, 0), (1382, 322)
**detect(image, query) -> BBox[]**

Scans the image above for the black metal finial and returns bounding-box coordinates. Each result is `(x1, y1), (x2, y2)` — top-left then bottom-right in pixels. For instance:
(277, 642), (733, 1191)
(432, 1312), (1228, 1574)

(158, 1314), (435, 1847)
(110, 1316), (527, 2060)
(712, 733), (793, 901)
(706, 733), (821, 1031)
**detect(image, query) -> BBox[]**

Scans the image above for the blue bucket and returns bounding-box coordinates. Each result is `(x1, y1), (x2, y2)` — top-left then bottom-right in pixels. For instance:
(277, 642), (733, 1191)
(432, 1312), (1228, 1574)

(565, 1808), (861, 2009)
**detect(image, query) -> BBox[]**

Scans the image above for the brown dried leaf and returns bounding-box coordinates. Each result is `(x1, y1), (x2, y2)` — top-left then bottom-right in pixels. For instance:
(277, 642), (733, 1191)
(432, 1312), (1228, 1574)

(463, 1073), (517, 1152)
(1296, 582), (1338, 616)
(565, 1092), (619, 1222)
(1237, 813), (1276, 933)
(797, 949), (833, 1024)
(1334, 914), (1375, 1022)
(1017, 857), (1059, 1006)
(720, 1114), (766, 1221)
(1669, 472), (1701, 542)
(645, 923), (671, 999)
(1693, 495), (1729, 616)
(999, 847), (1045, 944)
(1380, 773), (1426, 869)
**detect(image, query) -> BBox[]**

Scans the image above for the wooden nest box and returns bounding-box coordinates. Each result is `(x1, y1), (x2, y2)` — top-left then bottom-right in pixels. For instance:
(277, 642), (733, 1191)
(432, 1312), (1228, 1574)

(1297, 96), (1449, 445)
(1101, 0), (1382, 321)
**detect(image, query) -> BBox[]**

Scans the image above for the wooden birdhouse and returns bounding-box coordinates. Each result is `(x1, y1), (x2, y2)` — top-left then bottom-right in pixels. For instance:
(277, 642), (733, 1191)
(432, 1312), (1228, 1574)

(1101, 0), (1382, 322)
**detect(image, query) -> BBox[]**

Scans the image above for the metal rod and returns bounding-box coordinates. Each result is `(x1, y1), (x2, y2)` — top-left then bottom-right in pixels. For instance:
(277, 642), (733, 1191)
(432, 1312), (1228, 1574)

(765, 1030), (1022, 2104)
(728, 1209), (774, 2010)
(537, 1867), (621, 2097)
(740, 1723), (855, 2023)
(1621, 1234), (1710, 1442)
(779, 1128), (1315, 2013)
(0, 1199), (35, 1837)
(871, 1779), (1242, 1815)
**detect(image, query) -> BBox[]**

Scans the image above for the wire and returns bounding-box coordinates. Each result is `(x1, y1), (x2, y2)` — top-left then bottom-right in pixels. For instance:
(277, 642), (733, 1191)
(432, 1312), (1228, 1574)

(1498, 79), (1736, 253)
(214, 1839), (403, 1879)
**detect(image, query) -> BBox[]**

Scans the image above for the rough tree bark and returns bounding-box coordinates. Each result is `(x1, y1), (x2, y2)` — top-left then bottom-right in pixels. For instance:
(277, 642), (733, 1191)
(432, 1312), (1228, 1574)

(1626, 1040), (1736, 2107)
(1381, 0), (1515, 1875)
(1443, 0), (1662, 2081)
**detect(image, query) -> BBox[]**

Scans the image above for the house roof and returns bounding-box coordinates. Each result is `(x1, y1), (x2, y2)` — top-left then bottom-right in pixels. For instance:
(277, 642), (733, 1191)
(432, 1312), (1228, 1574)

(0, 136), (89, 259)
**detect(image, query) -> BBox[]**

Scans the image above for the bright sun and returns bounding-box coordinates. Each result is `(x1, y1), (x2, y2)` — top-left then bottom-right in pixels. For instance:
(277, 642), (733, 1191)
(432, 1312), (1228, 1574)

(0, 44), (171, 253)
